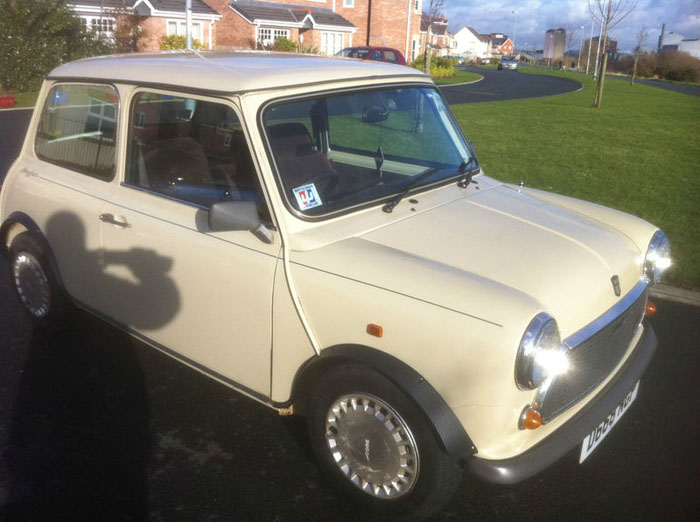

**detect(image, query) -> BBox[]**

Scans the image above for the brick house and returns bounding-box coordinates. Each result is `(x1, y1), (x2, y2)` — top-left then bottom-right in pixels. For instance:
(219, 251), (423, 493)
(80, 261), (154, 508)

(419, 14), (449, 57)
(205, 1), (424, 60)
(68, 0), (221, 50)
(486, 33), (513, 56)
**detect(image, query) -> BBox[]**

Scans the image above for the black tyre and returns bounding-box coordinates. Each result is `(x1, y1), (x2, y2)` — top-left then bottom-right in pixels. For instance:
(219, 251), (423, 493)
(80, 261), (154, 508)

(307, 363), (463, 520)
(8, 232), (76, 330)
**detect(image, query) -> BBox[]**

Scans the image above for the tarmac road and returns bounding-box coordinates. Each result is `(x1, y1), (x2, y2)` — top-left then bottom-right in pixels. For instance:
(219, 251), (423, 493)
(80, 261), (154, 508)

(439, 66), (582, 105)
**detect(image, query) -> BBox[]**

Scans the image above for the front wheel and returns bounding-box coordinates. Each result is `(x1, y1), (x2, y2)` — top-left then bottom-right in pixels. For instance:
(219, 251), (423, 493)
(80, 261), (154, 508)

(307, 363), (462, 520)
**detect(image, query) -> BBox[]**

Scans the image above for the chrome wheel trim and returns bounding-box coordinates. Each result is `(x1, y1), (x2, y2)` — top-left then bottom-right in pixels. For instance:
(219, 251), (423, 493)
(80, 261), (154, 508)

(12, 252), (50, 318)
(325, 393), (419, 499)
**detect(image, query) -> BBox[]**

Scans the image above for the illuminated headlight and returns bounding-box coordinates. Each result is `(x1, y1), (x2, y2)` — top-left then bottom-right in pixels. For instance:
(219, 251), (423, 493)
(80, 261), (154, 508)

(515, 313), (570, 390)
(644, 231), (671, 284)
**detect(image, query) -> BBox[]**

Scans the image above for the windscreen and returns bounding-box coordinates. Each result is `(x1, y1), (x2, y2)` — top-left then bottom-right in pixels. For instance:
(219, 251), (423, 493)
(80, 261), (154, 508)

(262, 86), (473, 217)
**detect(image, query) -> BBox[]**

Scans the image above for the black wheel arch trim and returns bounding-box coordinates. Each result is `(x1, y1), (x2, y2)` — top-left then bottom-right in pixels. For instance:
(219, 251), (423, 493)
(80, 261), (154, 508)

(1, 212), (66, 290)
(288, 344), (477, 461)
(469, 322), (657, 485)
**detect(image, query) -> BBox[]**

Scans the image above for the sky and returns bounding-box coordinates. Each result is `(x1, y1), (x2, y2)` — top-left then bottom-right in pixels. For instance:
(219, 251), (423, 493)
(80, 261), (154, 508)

(441, 0), (700, 52)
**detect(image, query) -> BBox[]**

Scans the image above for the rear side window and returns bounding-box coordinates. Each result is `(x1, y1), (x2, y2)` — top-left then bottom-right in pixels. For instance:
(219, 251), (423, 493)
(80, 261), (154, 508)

(35, 84), (118, 180)
(384, 50), (398, 63)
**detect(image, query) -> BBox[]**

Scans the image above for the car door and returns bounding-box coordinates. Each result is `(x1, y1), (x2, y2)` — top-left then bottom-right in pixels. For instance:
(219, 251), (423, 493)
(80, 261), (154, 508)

(98, 89), (280, 398)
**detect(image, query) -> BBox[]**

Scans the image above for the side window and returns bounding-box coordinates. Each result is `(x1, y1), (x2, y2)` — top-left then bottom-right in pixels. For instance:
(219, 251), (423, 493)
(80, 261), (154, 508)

(369, 51), (382, 61)
(384, 50), (398, 63)
(35, 84), (118, 180)
(126, 92), (269, 220)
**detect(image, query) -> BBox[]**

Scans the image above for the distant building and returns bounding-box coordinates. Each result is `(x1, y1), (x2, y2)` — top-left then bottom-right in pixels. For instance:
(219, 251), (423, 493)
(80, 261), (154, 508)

(544, 28), (565, 60)
(658, 27), (700, 59)
(487, 33), (513, 56)
(452, 26), (489, 59)
(420, 14), (450, 57)
(679, 39), (700, 59)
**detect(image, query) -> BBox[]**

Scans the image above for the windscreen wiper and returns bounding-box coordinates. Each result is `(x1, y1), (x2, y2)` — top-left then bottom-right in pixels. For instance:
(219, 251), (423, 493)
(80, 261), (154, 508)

(457, 157), (479, 188)
(382, 166), (444, 213)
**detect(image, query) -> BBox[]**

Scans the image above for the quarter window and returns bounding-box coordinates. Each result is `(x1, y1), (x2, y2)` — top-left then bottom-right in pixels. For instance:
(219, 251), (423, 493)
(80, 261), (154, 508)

(35, 84), (118, 180)
(126, 92), (268, 219)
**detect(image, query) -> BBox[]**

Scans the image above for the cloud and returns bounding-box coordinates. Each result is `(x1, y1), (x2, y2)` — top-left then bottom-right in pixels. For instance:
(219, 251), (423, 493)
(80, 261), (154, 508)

(443, 0), (700, 51)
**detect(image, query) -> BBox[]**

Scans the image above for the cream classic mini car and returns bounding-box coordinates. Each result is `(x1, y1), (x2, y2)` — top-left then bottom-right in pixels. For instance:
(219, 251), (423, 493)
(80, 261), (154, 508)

(0, 52), (670, 519)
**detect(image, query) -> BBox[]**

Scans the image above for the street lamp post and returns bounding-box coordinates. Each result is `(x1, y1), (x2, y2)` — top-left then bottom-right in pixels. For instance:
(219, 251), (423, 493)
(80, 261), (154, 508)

(578, 25), (584, 70)
(586, 19), (595, 74)
(186, 0), (193, 50)
(512, 10), (518, 54)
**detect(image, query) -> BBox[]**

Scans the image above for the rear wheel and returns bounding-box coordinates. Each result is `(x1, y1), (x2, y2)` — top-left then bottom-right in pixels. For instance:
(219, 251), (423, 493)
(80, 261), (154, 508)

(8, 232), (76, 330)
(307, 363), (462, 520)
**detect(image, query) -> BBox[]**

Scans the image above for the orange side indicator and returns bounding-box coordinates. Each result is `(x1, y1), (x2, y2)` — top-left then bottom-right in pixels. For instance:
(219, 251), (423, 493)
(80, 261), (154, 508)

(366, 323), (383, 338)
(645, 301), (657, 316)
(521, 407), (543, 430)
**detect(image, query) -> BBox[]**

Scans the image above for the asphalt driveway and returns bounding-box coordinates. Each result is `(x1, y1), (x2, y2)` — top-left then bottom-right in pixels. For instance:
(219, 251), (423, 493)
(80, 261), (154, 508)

(439, 66), (582, 105)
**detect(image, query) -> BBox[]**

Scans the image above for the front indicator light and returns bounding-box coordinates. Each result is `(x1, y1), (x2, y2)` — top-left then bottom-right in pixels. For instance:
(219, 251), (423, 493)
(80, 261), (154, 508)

(520, 406), (542, 430)
(645, 301), (657, 316)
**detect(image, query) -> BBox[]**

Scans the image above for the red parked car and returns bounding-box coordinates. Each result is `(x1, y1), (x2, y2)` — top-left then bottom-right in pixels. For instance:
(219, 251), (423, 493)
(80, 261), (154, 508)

(336, 46), (406, 65)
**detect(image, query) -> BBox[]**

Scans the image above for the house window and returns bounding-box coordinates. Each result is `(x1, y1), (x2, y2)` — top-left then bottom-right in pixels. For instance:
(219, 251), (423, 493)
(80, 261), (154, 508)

(411, 37), (419, 61)
(414, 0), (421, 13)
(321, 32), (344, 56)
(343, 0), (355, 7)
(167, 20), (203, 42)
(81, 16), (116, 39)
(258, 27), (290, 46)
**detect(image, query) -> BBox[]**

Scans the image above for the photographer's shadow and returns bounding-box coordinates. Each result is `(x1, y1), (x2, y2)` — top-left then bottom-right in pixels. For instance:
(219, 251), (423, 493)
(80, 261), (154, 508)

(5, 211), (182, 521)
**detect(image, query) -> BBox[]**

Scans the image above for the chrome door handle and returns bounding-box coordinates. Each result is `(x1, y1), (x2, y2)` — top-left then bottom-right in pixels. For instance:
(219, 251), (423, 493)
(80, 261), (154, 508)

(100, 213), (131, 228)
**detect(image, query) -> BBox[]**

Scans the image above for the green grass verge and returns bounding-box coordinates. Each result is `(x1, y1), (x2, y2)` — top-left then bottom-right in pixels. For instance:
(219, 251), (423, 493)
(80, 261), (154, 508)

(451, 67), (700, 290)
(0, 91), (39, 108)
(435, 71), (482, 85)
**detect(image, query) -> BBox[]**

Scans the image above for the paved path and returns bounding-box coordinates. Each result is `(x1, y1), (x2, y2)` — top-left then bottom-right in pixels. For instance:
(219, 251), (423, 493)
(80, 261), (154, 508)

(440, 66), (582, 105)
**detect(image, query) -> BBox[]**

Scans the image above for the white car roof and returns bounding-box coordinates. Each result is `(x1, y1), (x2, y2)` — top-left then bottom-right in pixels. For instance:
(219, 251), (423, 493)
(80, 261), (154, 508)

(48, 50), (429, 94)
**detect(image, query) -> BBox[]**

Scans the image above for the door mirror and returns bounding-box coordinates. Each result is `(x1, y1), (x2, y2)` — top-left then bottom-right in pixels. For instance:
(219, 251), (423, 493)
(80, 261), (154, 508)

(208, 201), (273, 244)
(362, 106), (389, 123)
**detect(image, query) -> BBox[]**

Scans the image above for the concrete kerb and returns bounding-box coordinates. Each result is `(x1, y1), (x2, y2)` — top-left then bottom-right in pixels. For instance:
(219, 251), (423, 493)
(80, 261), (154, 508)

(650, 284), (700, 307)
(437, 75), (485, 88)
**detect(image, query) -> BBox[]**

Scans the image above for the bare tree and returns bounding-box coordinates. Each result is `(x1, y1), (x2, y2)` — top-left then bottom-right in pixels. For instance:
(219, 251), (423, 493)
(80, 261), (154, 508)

(422, 0), (445, 74)
(589, 0), (640, 107)
(630, 27), (649, 84)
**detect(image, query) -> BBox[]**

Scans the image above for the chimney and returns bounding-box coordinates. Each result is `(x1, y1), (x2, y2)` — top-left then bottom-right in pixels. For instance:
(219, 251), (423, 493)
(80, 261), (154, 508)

(658, 23), (666, 51)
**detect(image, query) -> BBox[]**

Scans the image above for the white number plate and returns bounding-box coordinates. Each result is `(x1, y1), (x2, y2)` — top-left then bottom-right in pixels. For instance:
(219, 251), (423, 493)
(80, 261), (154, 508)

(579, 381), (640, 463)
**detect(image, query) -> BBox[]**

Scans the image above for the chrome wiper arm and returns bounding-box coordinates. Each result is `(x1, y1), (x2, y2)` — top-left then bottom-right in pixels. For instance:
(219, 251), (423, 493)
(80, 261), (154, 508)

(382, 166), (443, 213)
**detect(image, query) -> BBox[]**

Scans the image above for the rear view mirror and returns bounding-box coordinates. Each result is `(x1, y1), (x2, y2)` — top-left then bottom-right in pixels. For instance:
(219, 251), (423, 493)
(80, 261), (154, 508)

(362, 106), (389, 123)
(209, 200), (273, 244)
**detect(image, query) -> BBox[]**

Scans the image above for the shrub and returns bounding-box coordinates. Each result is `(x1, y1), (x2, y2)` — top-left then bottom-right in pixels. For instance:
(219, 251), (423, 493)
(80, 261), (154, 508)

(411, 54), (455, 78)
(612, 50), (700, 83)
(273, 36), (298, 52)
(160, 34), (205, 50)
(0, 0), (112, 91)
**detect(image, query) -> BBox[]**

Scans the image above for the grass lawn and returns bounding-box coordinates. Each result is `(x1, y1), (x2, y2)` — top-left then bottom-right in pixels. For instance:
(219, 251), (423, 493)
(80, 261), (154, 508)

(435, 70), (482, 85)
(451, 67), (700, 290)
(0, 91), (39, 108)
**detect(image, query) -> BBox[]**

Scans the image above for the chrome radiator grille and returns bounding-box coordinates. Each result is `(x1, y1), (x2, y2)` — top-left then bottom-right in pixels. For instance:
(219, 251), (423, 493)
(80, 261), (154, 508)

(540, 287), (648, 422)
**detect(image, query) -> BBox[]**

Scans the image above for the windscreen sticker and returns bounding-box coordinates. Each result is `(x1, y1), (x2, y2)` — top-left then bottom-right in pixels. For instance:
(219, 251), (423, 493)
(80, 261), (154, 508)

(293, 183), (323, 210)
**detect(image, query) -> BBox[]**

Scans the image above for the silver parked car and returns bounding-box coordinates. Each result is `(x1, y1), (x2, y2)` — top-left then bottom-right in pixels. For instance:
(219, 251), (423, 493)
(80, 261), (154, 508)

(498, 54), (518, 71)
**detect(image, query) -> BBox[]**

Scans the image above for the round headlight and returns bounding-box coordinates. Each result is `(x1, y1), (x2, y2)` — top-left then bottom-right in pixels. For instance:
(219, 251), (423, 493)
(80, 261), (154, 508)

(515, 313), (568, 390)
(644, 231), (671, 284)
